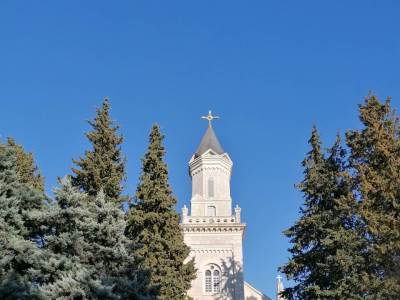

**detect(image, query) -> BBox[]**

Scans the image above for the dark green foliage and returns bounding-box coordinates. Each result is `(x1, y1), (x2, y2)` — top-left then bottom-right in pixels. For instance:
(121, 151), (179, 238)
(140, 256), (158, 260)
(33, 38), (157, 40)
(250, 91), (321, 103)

(126, 125), (196, 300)
(0, 143), (46, 299)
(280, 128), (371, 300)
(72, 98), (126, 203)
(282, 94), (400, 299)
(41, 177), (149, 299)
(6, 137), (44, 192)
(346, 95), (400, 298)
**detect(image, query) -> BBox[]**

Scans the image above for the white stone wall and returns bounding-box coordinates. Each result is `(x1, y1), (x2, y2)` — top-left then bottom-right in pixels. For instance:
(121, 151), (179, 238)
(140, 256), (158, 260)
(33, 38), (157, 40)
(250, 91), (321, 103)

(189, 151), (233, 217)
(183, 226), (245, 300)
(183, 149), (248, 300)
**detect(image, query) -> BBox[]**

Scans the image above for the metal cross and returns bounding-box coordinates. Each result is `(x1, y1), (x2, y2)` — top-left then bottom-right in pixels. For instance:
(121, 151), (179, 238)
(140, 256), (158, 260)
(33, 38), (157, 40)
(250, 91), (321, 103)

(201, 110), (220, 127)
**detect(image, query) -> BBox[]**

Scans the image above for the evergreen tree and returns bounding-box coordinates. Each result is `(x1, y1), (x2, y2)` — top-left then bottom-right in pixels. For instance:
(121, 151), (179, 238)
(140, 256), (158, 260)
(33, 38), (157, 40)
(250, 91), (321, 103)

(346, 94), (400, 298)
(126, 125), (196, 300)
(72, 98), (126, 203)
(0, 143), (46, 299)
(6, 137), (44, 192)
(39, 264), (92, 300)
(280, 128), (369, 300)
(41, 177), (149, 299)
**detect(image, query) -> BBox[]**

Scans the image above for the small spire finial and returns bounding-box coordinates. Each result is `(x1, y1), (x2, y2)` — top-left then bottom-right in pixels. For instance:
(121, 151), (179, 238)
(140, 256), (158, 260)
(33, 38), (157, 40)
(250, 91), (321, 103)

(276, 275), (285, 300)
(201, 110), (219, 127)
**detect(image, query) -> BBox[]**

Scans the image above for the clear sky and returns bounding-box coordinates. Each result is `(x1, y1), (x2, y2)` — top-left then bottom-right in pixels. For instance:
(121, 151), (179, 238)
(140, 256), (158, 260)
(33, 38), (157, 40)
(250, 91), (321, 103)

(1, 1), (399, 297)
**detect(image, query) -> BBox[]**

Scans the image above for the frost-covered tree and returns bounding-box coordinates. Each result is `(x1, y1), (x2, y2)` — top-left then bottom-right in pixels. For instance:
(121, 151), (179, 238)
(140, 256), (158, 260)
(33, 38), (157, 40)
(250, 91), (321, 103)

(41, 177), (149, 299)
(0, 143), (46, 299)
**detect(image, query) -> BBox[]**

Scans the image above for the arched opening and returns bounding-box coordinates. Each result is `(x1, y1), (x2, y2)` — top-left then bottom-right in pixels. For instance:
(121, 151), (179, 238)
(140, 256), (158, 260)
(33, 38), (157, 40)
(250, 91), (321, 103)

(213, 269), (221, 292)
(205, 270), (212, 293)
(204, 264), (221, 294)
(207, 206), (216, 217)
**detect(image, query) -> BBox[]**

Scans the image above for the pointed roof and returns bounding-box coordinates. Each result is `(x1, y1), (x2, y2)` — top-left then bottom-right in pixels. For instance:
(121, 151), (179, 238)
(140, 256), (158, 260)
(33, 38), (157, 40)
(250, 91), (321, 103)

(276, 275), (285, 300)
(195, 125), (224, 156)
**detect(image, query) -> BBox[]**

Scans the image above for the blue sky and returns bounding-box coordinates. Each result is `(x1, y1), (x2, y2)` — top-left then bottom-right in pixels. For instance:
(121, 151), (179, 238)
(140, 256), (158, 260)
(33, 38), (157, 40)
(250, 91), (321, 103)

(1, 1), (399, 297)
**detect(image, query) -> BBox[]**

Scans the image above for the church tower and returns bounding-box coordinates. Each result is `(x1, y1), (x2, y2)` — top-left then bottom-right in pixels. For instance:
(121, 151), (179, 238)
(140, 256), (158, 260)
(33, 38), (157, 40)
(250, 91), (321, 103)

(181, 111), (246, 300)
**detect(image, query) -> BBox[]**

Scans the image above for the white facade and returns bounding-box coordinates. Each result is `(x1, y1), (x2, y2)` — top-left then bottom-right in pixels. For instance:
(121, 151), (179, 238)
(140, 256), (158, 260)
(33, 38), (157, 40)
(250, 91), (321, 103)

(181, 124), (269, 300)
(244, 282), (271, 300)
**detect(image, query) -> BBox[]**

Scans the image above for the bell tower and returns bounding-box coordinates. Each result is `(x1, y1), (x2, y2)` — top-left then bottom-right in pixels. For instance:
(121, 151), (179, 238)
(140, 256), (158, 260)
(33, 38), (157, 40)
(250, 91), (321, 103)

(189, 116), (233, 217)
(181, 111), (246, 300)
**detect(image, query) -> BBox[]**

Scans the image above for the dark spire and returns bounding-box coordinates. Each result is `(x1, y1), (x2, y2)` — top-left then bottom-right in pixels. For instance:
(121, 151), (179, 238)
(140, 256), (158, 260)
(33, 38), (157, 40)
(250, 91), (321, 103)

(195, 125), (224, 156)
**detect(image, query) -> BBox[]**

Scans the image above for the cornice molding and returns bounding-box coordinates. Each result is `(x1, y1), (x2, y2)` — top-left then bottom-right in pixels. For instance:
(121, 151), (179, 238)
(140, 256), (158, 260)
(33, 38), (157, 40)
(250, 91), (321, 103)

(190, 248), (233, 255)
(191, 166), (231, 176)
(189, 154), (233, 177)
(181, 223), (246, 233)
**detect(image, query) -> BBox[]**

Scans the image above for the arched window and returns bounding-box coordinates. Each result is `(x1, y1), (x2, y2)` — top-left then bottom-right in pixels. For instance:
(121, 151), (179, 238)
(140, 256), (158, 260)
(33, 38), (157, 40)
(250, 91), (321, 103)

(208, 178), (214, 198)
(204, 265), (221, 294)
(213, 270), (220, 292)
(207, 206), (216, 216)
(205, 270), (212, 293)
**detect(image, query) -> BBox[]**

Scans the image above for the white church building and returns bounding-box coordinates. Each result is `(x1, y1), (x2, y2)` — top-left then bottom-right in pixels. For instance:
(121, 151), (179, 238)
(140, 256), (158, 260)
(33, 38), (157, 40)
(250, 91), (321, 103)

(180, 112), (278, 300)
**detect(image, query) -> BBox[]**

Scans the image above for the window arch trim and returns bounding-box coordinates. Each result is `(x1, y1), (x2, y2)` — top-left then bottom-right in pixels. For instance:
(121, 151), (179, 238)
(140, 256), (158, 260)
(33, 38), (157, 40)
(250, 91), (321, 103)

(204, 264), (221, 294)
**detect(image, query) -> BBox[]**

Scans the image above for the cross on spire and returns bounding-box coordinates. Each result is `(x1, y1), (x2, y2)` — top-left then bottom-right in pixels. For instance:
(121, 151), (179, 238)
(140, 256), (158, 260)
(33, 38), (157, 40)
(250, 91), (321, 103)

(201, 110), (220, 127)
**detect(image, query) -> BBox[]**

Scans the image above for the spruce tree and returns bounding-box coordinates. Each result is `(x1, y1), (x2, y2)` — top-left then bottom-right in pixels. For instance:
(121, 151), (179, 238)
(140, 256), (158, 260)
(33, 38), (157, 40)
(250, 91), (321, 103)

(280, 128), (369, 300)
(346, 95), (400, 298)
(6, 137), (44, 192)
(72, 98), (126, 203)
(41, 177), (149, 299)
(0, 143), (46, 299)
(126, 125), (196, 300)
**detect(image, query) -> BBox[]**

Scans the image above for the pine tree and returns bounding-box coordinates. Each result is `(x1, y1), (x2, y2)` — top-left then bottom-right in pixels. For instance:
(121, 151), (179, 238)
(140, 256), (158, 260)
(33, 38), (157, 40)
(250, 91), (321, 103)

(0, 143), (46, 299)
(72, 98), (126, 203)
(280, 127), (369, 300)
(346, 94), (400, 298)
(6, 137), (44, 192)
(126, 125), (196, 300)
(41, 177), (149, 299)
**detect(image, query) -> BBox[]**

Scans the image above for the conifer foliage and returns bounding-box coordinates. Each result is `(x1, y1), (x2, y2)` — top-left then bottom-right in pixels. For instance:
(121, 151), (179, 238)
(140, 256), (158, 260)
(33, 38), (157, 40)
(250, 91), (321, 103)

(6, 137), (44, 192)
(346, 95), (400, 298)
(282, 95), (400, 299)
(280, 128), (368, 299)
(72, 98), (126, 202)
(0, 143), (46, 299)
(126, 125), (196, 300)
(42, 177), (148, 299)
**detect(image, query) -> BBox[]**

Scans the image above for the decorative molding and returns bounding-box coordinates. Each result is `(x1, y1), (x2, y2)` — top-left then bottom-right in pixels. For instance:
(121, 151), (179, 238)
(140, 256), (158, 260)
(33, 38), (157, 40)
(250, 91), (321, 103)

(190, 248), (233, 255)
(191, 166), (231, 176)
(183, 216), (237, 224)
(189, 244), (233, 255)
(181, 223), (246, 233)
(189, 155), (233, 176)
